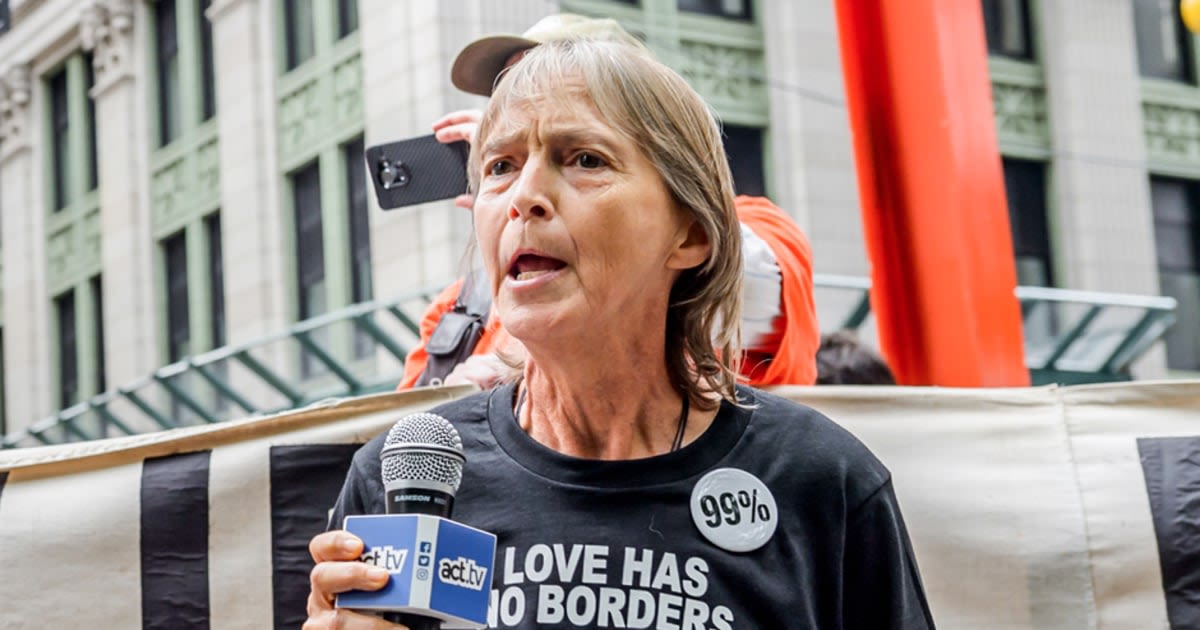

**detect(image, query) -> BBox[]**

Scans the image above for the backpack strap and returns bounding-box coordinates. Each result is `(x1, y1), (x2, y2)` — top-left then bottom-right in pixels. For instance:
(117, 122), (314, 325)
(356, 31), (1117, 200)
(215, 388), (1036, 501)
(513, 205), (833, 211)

(415, 268), (492, 386)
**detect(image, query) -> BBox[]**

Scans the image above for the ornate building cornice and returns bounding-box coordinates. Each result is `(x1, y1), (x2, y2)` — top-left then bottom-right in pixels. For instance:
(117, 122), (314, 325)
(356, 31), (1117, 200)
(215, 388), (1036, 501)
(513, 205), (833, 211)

(0, 64), (33, 159)
(80, 0), (135, 94)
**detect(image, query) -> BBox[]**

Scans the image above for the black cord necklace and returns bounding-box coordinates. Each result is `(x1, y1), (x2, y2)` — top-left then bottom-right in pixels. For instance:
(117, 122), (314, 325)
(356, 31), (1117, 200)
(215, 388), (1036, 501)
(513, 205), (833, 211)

(514, 388), (690, 453)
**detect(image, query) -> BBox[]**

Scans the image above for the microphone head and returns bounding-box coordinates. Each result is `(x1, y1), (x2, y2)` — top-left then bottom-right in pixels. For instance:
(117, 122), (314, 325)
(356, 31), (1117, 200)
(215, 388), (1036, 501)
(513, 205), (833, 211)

(380, 412), (466, 496)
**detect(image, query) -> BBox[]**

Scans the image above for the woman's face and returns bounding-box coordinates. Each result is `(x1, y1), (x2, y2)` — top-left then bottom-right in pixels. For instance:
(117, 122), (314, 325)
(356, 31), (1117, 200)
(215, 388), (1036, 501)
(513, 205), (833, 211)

(473, 89), (708, 347)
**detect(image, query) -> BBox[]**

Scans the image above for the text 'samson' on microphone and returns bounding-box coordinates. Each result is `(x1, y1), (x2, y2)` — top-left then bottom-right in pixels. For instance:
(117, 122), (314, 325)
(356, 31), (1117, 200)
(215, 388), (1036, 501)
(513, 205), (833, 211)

(380, 412), (466, 517)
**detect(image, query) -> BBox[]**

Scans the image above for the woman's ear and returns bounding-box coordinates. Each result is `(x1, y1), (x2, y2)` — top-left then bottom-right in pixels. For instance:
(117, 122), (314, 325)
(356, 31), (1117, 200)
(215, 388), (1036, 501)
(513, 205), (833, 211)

(667, 218), (712, 271)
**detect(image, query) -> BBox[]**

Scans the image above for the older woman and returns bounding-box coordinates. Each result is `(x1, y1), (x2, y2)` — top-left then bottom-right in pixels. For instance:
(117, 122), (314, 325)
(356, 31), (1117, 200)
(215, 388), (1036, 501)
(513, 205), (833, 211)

(305, 40), (933, 629)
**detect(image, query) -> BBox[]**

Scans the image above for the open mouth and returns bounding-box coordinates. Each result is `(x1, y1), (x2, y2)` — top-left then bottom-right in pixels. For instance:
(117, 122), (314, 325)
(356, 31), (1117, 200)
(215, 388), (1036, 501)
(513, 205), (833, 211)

(509, 253), (567, 281)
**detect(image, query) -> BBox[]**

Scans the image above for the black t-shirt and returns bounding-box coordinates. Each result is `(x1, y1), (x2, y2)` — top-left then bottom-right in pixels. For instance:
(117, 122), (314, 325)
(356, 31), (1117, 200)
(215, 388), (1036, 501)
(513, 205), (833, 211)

(331, 384), (934, 629)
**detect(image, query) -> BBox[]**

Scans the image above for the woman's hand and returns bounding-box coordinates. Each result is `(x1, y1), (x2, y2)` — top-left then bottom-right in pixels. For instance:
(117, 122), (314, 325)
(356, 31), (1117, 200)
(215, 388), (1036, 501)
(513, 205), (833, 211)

(433, 110), (483, 210)
(444, 353), (506, 389)
(303, 530), (400, 629)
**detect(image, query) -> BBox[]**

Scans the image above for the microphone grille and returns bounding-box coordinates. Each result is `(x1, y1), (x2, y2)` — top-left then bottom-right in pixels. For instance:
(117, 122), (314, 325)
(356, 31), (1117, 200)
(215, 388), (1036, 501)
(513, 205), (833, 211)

(380, 412), (465, 491)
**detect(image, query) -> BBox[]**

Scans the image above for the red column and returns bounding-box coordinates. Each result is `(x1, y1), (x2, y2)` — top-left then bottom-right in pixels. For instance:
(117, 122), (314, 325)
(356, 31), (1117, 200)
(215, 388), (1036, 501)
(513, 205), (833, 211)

(832, 0), (1029, 386)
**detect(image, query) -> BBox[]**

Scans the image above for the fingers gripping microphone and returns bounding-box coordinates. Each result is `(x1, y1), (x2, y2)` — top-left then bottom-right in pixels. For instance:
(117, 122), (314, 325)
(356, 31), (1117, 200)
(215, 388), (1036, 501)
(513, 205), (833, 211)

(381, 412), (466, 517)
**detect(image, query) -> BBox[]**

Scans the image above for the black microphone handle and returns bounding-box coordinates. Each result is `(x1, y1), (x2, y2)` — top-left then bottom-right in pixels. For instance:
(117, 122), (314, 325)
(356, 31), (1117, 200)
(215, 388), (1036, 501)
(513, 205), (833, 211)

(383, 612), (441, 630)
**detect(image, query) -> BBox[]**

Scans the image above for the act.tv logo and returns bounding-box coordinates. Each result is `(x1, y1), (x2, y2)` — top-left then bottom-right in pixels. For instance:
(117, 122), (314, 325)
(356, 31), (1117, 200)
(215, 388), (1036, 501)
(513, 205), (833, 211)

(438, 557), (488, 590)
(360, 546), (409, 574)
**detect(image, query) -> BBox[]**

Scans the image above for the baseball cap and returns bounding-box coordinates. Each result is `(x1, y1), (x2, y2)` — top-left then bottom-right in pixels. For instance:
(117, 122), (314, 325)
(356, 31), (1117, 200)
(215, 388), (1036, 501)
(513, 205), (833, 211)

(450, 13), (646, 97)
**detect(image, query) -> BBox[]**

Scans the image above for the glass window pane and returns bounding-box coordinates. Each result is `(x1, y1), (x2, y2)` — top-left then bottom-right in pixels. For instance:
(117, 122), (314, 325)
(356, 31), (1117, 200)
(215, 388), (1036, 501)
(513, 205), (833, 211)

(199, 0), (216, 120)
(677, 0), (752, 21)
(723, 124), (766, 197)
(83, 53), (99, 190)
(156, 0), (181, 145)
(163, 231), (190, 362)
(1133, 0), (1194, 81)
(56, 290), (78, 409)
(1002, 158), (1052, 283)
(206, 213), (226, 349)
(49, 68), (71, 210)
(1149, 177), (1200, 369)
(982, 0), (1033, 60)
(338, 0), (358, 38)
(284, 0), (316, 70)
(91, 275), (105, 393)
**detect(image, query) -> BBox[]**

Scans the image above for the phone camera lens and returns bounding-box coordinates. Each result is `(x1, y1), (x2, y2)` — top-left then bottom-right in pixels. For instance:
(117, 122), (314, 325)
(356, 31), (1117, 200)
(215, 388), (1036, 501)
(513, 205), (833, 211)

(378, 159), (411, 190)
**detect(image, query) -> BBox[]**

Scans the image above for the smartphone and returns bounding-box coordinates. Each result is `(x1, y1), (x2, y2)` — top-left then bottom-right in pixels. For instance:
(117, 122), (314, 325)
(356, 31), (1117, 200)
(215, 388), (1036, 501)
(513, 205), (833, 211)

(365, 135), (469, 210)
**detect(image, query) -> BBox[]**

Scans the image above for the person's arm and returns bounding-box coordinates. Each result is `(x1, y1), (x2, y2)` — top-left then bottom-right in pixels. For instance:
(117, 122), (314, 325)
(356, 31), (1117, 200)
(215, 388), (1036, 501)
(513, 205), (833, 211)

(397, 279), (467, 390)
(842, 479), (937, 629)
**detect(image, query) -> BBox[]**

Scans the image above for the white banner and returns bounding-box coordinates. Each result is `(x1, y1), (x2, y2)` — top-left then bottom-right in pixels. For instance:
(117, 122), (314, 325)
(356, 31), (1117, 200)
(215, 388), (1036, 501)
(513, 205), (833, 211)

(0, 381), (1196, 629)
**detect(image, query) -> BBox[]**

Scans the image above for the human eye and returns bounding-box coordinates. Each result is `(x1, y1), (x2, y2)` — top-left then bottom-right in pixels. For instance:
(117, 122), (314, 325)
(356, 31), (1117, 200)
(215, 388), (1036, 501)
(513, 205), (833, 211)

(572, 151), (607, 169)
(486, 158), (515, 177)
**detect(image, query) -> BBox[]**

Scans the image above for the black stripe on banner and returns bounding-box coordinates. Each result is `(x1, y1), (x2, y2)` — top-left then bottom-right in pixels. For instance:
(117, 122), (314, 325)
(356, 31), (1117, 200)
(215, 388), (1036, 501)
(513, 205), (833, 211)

(141, 450), (211, 630)
(1137, 436), (1200, 630)
(270, 444), (361, 630)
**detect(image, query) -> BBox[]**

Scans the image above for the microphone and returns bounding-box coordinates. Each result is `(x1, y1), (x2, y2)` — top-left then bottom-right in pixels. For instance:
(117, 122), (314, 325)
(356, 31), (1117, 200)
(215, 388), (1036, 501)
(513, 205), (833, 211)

(336, 412), (495, 630)
(381, 413), (465, 630)
(381, 412), (466, 518)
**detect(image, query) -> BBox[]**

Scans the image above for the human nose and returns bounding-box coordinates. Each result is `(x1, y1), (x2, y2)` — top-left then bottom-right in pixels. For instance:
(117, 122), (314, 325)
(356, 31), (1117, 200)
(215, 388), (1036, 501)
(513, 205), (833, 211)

(507, 157), (555, 221)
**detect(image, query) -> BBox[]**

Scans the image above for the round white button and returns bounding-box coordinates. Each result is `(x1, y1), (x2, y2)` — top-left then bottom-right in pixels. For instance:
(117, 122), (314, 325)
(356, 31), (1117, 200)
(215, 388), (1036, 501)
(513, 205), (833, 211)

(690, 468), (778, 553)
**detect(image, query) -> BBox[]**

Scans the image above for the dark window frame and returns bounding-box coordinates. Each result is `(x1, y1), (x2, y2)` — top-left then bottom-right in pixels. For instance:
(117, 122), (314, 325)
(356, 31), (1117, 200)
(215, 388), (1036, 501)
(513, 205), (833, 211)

(83, 52), (99, 190)
(292, 161), (326, 376)
(1149, 176), (1200, 371)
(154, 0), (181, 146)
(282, 0), (317, 71)
(49, 67), (71, 210)
(337, 0), (358, 39)
(1133, 0), (1196, 82)
(677, 0), (753, 21)
(55, 290), (78, 409)
(90, 274), (106, 393)
(722, 123), (766, 197)
(163, 230), (191, 363)
(206, 212), (226, 349)
(1002, 158), (1055, 287)
(981, 0), (1034, 61)
(199, 0), (216, 120)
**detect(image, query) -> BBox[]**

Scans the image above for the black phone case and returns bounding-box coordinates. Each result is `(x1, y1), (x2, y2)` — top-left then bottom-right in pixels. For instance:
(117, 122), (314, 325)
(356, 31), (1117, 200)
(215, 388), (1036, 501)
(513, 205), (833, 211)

(365, 135), (469, 210)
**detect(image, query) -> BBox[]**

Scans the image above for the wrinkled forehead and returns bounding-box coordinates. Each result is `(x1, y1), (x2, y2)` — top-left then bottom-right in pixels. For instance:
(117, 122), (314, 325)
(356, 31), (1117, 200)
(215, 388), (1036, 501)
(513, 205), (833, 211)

(483, 82), (605, 142)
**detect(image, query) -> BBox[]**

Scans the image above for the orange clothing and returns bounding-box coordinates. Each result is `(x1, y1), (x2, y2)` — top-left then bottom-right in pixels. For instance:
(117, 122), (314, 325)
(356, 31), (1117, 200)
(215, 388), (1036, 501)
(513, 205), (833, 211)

(397, 196), (818, 389)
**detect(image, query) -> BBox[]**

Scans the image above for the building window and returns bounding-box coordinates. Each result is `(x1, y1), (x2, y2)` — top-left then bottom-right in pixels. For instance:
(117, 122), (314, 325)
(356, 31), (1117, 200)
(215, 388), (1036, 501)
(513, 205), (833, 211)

(981, 0), (1033, 60)
(1150, 177), (1200, 370)
(677, 0), (753, 21)
(155, 0), (181, 146)
(723, 124), (766, 197)
(90, 275), (106, 393)
(163, 231), (191, 362)
(199, 0), (216, 120)
(1002, 159), (1054, 287)
(283, 0), (316, 71)
(337, 0), (358, 39)
(292, 162), (326, 374)
(49, 68), (71, 210)
(206, 213), (226, 349)
(344, 137), (373, 357)
(83, 53), (99, 190)
(55, 290), (78, 409)
(1134, 0), (1195, 82)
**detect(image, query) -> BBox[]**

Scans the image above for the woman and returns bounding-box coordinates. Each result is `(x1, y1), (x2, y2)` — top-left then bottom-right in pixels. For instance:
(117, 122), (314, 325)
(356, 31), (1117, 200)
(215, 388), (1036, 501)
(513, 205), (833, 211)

(305, 40), (933, 629)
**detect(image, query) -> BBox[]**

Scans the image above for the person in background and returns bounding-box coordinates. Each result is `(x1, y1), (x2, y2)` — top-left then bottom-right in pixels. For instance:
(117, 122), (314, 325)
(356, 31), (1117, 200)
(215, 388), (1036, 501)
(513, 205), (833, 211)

(305, 39), (933, 630)
(398, 14), (819, 391)
(816, 329), (898, 385)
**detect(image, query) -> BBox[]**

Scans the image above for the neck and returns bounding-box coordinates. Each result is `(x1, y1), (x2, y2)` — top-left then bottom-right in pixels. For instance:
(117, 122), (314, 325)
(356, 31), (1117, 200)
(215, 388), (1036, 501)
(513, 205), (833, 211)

(516, 336), (710, 459)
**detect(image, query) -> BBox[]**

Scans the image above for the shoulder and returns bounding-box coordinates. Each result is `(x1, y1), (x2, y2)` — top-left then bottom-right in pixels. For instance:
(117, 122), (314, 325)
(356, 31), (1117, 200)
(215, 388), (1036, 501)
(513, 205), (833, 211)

(735, 386), (891, 507)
